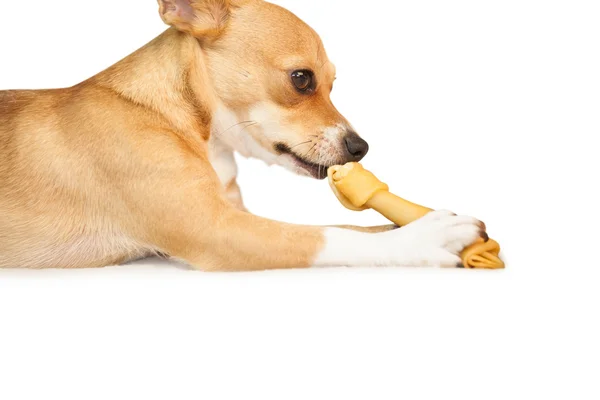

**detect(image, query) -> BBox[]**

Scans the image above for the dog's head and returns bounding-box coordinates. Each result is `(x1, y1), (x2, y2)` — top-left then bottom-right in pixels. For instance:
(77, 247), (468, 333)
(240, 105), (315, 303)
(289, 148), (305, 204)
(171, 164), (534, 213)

(159, 0), (369, 179)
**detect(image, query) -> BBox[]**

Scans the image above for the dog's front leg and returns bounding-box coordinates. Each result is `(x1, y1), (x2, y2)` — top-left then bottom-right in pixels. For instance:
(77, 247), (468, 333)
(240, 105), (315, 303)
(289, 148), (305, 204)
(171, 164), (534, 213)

(169, 209), (484, 271)
(331, 225), (399, 234)
(130, 154), (484, 271)
(143, 194), (484, 271)
(224, 179), (247, 212)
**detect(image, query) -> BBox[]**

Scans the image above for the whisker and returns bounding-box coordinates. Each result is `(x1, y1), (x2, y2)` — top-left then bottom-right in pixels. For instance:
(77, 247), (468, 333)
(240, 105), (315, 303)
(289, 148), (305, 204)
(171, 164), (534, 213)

(237, 122), (258, 136)
(217, 120), (256, 137)
(304, 142), (319, 159)
(289, 140), (312, 150)
(320, 151), (327, 178)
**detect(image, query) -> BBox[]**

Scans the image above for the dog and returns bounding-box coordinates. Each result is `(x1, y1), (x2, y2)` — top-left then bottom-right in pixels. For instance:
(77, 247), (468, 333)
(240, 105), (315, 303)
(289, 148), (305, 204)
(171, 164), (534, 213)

(0, 0), (485, 270)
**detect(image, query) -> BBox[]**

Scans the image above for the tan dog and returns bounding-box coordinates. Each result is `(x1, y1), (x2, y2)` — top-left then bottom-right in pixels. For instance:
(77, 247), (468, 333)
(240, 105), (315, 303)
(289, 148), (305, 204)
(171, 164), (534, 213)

(0, 0), (485, 270)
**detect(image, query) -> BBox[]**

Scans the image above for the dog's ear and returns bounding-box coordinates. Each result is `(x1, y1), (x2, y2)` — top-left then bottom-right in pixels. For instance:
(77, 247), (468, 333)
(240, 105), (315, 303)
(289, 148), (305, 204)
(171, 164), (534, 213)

(158, 0), (231, 38)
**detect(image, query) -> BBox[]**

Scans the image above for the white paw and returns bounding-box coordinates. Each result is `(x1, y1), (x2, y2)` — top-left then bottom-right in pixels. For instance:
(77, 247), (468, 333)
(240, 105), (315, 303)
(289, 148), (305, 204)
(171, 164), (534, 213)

(377, 210), (485, 268)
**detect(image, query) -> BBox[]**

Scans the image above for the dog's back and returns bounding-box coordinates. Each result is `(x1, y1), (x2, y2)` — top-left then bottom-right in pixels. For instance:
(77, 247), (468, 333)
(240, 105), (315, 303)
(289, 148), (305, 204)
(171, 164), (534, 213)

(0, 90), (31, 158)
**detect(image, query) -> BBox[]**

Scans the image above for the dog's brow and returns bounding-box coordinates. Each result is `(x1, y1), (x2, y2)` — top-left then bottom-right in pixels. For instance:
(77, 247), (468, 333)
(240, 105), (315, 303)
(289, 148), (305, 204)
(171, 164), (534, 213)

(279, 56), (312, 70)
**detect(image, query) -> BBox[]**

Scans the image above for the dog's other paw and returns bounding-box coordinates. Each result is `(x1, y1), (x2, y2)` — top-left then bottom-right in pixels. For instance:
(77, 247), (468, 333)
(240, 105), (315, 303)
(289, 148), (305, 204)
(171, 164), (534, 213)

(379, 210), (485, 268)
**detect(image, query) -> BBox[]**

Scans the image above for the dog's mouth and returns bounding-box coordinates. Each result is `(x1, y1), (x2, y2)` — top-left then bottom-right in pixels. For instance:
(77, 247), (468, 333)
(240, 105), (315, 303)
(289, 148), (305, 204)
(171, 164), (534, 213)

(275, 143), (331, 180)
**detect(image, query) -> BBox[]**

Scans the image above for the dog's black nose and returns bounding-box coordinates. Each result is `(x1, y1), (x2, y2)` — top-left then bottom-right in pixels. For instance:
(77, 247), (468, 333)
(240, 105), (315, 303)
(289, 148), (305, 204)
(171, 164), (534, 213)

(343, 132), (369, 161)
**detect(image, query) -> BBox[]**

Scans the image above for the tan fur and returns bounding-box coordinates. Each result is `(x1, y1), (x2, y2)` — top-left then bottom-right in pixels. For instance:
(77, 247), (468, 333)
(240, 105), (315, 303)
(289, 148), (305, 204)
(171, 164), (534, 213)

(0, 0), (375, 270)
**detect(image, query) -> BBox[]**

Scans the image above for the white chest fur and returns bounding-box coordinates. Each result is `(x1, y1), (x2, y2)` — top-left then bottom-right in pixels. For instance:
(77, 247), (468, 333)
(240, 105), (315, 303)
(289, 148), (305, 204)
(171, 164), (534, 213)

(211, 104), (282, 166)
(208, 135), (238, 187)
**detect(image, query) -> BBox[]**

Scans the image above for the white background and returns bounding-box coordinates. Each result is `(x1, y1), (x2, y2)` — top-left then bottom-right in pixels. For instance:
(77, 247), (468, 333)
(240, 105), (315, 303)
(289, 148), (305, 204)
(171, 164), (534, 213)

(1, 0), (599, 399)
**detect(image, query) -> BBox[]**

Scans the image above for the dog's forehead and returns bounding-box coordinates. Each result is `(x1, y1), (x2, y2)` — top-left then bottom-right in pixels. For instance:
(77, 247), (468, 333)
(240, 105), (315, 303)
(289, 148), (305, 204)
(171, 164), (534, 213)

(234, 1), (325, 53)
(260, 19), (331, 71)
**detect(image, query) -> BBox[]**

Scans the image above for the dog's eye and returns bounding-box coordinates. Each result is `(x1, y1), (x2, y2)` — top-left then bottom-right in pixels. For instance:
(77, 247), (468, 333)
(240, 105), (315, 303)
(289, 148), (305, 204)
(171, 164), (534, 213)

(291, 70), (314, 93)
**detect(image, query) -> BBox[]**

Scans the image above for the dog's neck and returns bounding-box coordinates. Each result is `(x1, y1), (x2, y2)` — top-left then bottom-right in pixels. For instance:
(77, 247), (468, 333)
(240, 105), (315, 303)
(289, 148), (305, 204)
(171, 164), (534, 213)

(91, 28), (221, 148)
(90, 28), (246, 186)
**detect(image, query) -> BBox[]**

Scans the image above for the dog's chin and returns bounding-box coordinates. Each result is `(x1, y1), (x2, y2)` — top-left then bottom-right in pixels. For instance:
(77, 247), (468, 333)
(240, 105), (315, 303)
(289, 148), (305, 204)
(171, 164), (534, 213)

(276, 149), (332, 180)
(284, 154), (331, 180)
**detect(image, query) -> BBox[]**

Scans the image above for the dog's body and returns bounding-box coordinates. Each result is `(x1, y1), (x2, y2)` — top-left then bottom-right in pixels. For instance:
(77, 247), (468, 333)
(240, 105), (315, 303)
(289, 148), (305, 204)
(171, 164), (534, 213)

(0, 0), (484, 270)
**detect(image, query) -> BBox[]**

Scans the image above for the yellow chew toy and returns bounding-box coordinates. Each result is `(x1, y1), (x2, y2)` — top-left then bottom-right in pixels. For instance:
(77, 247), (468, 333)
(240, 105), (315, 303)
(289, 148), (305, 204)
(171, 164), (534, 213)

(327, 163), (504, 269)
